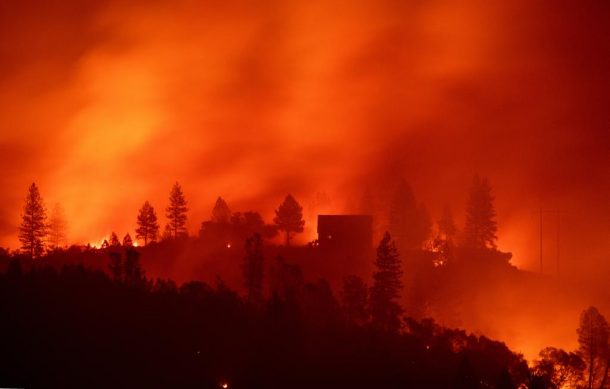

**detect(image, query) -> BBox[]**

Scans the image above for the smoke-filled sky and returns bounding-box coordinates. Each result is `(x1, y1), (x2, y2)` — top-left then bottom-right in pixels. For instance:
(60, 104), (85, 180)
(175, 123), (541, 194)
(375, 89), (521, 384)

(0, 0), (608, 275)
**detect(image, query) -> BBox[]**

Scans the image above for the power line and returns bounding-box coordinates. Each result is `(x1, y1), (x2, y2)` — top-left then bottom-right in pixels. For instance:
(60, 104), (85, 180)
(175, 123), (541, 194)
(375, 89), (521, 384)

(537, 208), (562, 276)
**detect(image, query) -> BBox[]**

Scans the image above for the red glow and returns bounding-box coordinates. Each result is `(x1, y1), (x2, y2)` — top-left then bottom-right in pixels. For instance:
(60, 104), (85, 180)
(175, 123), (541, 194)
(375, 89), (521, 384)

(0, 0), (608, 368)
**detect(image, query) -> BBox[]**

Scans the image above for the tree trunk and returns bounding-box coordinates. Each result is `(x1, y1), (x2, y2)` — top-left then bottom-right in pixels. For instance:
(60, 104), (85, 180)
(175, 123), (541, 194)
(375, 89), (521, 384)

(598, 358), (609, 389)
(285, 231), (290, 246)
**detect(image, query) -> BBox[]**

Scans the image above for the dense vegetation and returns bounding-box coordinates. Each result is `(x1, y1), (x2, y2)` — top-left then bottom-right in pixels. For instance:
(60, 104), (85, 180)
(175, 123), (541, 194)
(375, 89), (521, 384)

(0, 254), (530, 388)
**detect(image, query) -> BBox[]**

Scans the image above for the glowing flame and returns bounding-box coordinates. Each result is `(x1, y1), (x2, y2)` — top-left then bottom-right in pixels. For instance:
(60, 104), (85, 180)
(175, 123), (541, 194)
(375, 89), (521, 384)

(89, 238), (108, 249)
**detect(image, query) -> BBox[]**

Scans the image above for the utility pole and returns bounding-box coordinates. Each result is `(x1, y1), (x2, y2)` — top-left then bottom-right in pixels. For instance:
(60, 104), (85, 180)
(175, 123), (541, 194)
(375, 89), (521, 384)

(556, 211), (560, 276)
(540, 207), (543, 274)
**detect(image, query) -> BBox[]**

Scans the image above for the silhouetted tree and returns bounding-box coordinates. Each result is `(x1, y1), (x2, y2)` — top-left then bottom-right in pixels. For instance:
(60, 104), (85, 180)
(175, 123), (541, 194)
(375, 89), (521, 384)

(370, 232), (403, 332)
(161, 224), (173, 241)
(577, 306), (610, 389)
(123, 248), (146, 288)
(108, 251), (123, 281)
(101, 239), (109, 249)
(136, 201), (159, 246)
(455, 355), (480, 389)
(270, 256), (304, 303)
(211, 197), (231, 224)
(123, 233), (133, 247)
(166, 182), (188, 238)
(18, 183), (47, 258)
(244, 211), (278, 239)
(532, 347), (585, 388)
(341, 275), (369, 325)
(47, 203), (67, 250)
(109, 232), (121, 247)
(229, 211), (278, 241)
(242, 233), (264, 306)
(388, 180), (431, 250)
(302, 278), (340, 326)
(273, 194), (305, 246)
(464, 175), (498, 249)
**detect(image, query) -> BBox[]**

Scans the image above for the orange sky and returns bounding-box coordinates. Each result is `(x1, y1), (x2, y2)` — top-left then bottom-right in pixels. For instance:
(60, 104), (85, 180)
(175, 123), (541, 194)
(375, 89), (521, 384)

(0, 0), (608, 277)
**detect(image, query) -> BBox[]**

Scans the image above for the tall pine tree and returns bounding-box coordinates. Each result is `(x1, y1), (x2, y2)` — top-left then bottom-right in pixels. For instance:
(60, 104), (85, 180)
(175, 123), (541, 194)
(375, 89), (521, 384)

(342, 275), (369, 325)
(211, 197), (231, 224)
(577, 306), (610, 389)
(388, 180), (431, 250)
(165, 182), (188, 238)
(464, 175), (498, 249)
(242, 233), (264, 306)
(109, 232), (121, 247)
(123, 233), (133, 247)
(18, 183), (48, 258)
(48, 203), (68, 250)
(273, 194), (305, 246)
(136, 201), (159, 246)
(370, 232), (403, 333)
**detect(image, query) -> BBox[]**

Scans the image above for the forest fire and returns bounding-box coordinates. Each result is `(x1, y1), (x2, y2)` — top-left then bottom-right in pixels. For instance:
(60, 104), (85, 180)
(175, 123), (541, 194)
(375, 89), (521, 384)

(0, 0), (608, 388)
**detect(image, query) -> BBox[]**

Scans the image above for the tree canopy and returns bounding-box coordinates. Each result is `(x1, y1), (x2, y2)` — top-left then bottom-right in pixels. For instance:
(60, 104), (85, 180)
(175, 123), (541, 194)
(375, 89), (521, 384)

(370, 232), (403, 333)
(577, 306), (609, 389)
(464, 175), (498, 249)
(18, 183), (47, 258)
(273, 194), (305, 246)
(242, 233), (264, 306)
(47, 203), (68, 250)
(388, 180), (431, 250)
(136, 201), (159, 246)
(211, 197), (231, 224)
(166, 182), (188, 238)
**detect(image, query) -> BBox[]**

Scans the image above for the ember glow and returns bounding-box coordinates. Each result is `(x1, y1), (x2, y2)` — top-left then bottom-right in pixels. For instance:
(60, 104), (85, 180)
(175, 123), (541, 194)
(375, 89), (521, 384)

(0, 0), (608, 376)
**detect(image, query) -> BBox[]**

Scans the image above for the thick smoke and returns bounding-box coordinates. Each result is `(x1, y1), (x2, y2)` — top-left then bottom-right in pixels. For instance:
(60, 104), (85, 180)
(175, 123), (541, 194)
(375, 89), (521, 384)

(0, 0), (608, 333)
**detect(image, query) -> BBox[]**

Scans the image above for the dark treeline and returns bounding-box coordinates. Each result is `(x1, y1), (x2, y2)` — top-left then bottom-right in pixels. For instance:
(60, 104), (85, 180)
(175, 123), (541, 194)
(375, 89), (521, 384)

(0, 253), (531, 388)
(1, 243), (608, 388)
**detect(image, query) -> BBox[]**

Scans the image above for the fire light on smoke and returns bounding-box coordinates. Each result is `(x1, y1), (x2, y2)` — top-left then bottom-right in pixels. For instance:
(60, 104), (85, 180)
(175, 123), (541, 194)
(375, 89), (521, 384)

(0, 0), (607, 368)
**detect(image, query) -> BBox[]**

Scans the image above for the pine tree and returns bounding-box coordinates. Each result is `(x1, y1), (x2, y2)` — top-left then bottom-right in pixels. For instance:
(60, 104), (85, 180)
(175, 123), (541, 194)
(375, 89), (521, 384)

(136, 201), (159, 246)
(341, 275), (369, 325)
(123, 248), (146, 288)
(242, 233), (264, 306)
(108, 251), (123, 282)
(464, 175), (498, 249)
(161, 224), (173, 241)
(388, 180), (431, 250)
(273, 194), (305, 246)
(369, 232), (403, 332)
(123, 233), (133, 247)
(109, 232), (121, 247)
(577, 306), (610, 389)
(18, 183), (48, 258)
(165, 182), (188, 238)
(47, 203), (68, 250)
(211, 197), (231, 224)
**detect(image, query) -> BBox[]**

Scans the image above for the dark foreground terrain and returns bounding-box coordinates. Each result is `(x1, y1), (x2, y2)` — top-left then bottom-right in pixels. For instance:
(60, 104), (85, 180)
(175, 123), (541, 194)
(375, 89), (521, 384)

(0, 252), (531, 389)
